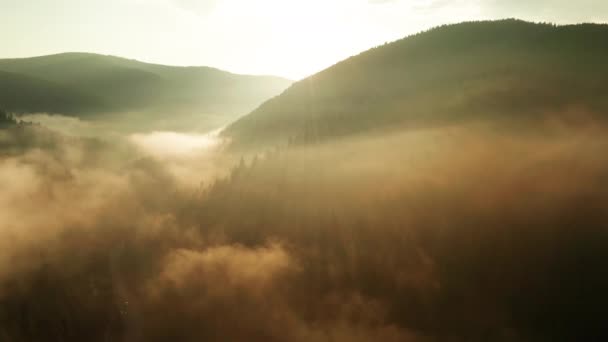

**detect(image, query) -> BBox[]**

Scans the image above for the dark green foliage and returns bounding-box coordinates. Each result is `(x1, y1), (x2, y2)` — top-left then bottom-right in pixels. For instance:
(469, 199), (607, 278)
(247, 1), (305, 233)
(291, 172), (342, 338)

(225, 20), (608, 149)
(0, 71), (108, 115)
(0, 108), (17, 127)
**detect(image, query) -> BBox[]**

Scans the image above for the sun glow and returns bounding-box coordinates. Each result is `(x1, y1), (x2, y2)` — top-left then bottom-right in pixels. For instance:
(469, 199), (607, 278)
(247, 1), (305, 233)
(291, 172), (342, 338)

(0, 0), (479, 79)
(1, 0), (604, 79)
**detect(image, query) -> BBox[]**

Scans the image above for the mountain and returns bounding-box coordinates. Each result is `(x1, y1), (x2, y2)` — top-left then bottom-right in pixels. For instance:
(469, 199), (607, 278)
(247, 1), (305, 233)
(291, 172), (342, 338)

(225, 20), (608, 148)
(0, 53), (291, 130)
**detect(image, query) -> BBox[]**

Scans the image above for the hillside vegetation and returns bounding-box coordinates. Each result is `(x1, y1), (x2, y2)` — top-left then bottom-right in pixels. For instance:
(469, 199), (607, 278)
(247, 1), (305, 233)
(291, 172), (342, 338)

(226, 20), (608, 148)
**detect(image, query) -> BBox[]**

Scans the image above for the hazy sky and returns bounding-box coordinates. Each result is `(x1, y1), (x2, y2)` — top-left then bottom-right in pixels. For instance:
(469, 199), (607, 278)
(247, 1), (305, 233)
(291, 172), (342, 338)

(1, 0), (607, 79)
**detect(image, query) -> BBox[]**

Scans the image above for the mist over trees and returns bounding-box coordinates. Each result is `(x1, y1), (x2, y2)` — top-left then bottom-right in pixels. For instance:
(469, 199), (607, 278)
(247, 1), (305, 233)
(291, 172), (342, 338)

(2, 121), (607, 341)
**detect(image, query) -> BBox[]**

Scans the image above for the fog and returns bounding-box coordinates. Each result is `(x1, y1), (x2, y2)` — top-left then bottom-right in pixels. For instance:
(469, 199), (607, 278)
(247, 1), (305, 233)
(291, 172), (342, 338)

(0, 115), (607, 341)
(130, 129), (223, 158)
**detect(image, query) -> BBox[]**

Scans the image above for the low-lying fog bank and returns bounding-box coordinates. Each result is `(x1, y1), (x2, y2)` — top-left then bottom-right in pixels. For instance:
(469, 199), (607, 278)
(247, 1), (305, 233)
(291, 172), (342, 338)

(1, 116), (607, 341)
(15, 113), (233, 187)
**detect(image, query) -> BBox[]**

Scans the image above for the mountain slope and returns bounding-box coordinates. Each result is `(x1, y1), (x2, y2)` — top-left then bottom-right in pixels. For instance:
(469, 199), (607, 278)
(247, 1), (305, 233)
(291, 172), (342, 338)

(225, 20), (608, 148)
(0, 70), (109, 115)
(0, 53), (291, 130)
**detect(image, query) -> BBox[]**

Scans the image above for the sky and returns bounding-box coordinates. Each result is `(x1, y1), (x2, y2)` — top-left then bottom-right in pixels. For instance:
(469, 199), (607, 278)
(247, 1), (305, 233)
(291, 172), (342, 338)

(1, 0), (607, 79)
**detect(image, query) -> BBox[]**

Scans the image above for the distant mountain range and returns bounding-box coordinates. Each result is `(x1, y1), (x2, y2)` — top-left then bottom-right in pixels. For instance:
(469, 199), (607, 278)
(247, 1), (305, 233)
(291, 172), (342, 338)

(0, 53), (291, 131)
(225, 20), (608, 148)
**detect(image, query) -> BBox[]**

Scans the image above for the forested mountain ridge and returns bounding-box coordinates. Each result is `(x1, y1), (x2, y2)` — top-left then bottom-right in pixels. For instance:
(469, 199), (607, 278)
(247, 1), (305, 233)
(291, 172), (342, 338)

(225, 20), (608, 148)
(0, 53), (291, 128)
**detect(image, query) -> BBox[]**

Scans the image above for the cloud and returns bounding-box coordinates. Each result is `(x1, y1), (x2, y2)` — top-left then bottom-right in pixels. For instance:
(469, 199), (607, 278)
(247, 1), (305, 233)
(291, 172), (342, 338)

(479, 0), (608, 22)
(166, 0), (219, 14)
(369, 0), (398, 4)
(151, 243), (293, 297)
(370, 0), (608, 23)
